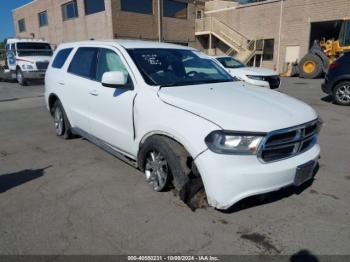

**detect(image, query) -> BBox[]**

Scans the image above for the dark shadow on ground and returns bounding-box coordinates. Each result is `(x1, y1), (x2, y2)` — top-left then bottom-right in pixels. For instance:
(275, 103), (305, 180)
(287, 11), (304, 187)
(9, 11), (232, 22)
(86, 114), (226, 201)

(0, 166), (52, 193)
(290, 250), (319, 262)
(26, 79), (45, 86)
(321, 95), (333, 103)
(220, 164), (319, 214)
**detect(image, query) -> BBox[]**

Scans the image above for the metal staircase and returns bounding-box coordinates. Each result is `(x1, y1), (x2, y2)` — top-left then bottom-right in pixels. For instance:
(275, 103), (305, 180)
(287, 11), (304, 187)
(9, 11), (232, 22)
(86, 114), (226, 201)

(195, 17), (257, 63)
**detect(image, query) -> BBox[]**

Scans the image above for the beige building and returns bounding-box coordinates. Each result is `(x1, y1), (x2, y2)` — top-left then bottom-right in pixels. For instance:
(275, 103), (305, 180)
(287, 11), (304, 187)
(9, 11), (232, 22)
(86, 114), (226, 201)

(195, 0), (350, 72)
(13, 0), (201, 48)
(13, 0), (350, 73)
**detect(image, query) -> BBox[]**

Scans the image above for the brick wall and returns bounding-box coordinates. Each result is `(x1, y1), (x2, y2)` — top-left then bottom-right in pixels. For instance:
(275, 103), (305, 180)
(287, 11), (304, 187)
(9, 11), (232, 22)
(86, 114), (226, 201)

(202, 0), (350, 71)
(13, 0), (114, 47)
(13, 0), (197, 47)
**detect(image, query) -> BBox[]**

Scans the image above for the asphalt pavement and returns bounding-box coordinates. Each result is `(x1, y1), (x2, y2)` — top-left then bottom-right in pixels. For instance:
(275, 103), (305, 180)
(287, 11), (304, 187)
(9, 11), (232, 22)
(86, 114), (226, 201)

(0, 78), (349, 256)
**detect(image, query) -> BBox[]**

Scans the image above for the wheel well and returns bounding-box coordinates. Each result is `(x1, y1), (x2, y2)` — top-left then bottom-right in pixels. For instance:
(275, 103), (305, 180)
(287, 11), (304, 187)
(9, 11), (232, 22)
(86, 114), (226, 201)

(48, 94), (59, 114)
(138, 134), (207, 210)
(138, 134), (194, 172)
(332, 79), (350, 92)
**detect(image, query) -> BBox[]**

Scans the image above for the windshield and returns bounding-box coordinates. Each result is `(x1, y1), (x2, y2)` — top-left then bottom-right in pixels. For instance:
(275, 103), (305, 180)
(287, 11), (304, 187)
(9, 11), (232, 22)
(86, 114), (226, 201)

(127, 48), (234, 86)
(216, 57), (246, 69)
(16, 42), (53, 57)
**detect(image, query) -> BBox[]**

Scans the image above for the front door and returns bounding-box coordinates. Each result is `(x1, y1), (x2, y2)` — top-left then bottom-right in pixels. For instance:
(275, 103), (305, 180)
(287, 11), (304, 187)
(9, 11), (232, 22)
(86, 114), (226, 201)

(88, 47), (137, 157)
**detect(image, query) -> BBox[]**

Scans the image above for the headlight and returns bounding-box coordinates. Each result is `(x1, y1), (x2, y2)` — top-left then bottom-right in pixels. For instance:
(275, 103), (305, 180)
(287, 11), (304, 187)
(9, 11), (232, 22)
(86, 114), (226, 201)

(22, 64), (34, 70)
(205, 131), (265, 155)
(247, 75), (265, 81)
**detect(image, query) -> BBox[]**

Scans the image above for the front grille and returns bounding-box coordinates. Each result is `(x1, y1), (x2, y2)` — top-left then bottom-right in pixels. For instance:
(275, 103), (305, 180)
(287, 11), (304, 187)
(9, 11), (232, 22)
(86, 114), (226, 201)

(264, 76), (280, 89)
(36, 61), (49, 70)
(258, 119), (321, 163)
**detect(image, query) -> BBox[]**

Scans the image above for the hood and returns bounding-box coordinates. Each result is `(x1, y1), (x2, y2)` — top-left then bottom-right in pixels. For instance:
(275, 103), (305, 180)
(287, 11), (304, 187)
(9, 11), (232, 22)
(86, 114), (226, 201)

(230, 67), (278, 76)
(158, 82), (317, 132)
(16, 56), (51, 63)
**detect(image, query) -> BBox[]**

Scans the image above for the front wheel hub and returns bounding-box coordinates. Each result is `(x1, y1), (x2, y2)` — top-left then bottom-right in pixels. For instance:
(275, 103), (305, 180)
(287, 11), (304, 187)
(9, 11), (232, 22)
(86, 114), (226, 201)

(144, 151), (169, 191)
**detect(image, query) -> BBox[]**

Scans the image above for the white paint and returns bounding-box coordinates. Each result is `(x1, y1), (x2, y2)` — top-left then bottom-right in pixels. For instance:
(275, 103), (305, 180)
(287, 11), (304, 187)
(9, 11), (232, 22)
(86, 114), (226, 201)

(212, 55), (281, 89)
(45, 40), (320, 209)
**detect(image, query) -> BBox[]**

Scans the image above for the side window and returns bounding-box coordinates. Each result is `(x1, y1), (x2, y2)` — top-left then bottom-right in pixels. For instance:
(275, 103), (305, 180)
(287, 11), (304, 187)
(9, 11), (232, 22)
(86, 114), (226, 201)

(68, 47), (98, 79)
(52, 48), (73, 69)
(96, 49), (129, 82)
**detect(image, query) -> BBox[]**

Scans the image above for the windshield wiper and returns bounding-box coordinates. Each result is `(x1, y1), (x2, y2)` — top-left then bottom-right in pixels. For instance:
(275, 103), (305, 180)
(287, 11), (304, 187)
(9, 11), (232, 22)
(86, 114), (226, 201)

(159, 79), (233, 89)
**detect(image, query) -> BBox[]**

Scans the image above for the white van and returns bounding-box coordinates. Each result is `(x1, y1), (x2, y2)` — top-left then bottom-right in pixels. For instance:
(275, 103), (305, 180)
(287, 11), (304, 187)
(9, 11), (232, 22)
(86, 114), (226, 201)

(45, 40), (322, 210)
(3, 38), (53, 85)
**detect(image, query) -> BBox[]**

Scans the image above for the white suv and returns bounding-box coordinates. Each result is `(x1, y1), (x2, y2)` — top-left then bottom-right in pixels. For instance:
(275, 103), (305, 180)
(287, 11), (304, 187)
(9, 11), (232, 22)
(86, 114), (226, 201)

(45, 40), (321, 210)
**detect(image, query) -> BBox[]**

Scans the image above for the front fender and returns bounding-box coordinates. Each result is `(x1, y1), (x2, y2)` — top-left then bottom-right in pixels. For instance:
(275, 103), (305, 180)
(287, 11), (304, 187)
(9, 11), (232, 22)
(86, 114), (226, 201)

(133, 89), (220, 159)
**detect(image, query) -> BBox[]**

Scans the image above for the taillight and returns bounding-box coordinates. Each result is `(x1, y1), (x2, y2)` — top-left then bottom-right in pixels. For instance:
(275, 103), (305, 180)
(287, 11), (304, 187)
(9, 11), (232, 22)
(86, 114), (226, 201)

(329, 61), (338, 70)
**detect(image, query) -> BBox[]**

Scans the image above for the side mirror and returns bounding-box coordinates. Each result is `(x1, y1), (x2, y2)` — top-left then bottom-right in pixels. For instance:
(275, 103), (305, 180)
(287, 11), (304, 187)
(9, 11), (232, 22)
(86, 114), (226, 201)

(101, 71), (127, 88)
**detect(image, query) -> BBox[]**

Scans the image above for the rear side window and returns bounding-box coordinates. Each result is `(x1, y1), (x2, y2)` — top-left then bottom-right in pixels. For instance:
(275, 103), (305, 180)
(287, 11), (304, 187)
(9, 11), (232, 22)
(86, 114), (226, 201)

(52, 48), (73, 69)
(68, 47), (98, 79)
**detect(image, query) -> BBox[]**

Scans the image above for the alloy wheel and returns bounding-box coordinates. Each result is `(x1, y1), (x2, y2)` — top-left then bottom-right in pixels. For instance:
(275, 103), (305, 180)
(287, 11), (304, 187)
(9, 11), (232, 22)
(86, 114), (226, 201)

(54, 107), (64, 136)
(336, 85), (350, 103)
(144, 150), (169, 191)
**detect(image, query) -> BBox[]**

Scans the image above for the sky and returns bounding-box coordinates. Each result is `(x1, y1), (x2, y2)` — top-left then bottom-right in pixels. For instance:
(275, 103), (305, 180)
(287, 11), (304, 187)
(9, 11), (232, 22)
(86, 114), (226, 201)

(0, 0), (33, 42)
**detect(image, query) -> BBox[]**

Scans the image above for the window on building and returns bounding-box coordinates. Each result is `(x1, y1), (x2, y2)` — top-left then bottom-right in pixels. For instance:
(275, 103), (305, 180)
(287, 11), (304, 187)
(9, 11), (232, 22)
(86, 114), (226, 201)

(68, 48), (98, 79)
(163, 0), (187, 19)
(18, 19), (26, 32)
(52, 48), (73, 69)
(84, 0), (105, 15)
(38, 11), (48, 27)
(263, 39), (274, 61)
(62, 0), (79, 21)
(120, 0), (153, 15)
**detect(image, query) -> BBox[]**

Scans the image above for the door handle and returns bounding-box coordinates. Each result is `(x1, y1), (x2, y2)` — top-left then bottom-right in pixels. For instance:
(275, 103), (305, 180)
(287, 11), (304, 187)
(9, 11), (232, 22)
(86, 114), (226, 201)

(58, 82), (65, 85)
(89, 90), (99, 96)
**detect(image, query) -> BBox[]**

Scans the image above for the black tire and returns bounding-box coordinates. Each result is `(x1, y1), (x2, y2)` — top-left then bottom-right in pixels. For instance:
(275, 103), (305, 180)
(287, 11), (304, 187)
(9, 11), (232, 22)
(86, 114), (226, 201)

(333, 81), (350, 106)
(299, 53), (323, 79)
(16, 68), (27, 86)
(51, 100), (74, 139)
(138, 136), (192, 192)
(138, 136), (208, 210)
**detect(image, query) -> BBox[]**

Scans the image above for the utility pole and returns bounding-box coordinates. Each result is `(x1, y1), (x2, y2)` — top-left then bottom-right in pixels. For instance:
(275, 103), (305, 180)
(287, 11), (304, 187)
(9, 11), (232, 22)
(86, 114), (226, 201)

(158, 0), (163, 42)
(277, 0), (284, 72)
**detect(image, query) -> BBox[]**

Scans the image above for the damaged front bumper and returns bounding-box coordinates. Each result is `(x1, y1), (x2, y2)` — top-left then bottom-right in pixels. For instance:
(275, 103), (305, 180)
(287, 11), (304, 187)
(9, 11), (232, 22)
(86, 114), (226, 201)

(194, 144), (320, 210)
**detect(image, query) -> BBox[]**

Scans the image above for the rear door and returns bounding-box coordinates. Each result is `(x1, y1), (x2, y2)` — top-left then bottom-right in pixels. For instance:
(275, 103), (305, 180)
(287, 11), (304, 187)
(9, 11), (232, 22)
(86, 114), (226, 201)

(64, 47), (99, 134)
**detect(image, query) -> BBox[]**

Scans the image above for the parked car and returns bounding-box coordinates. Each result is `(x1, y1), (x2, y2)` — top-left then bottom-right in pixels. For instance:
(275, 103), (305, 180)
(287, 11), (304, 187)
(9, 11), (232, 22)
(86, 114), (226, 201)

(322, 52), (350, 106)
(213, 55), (281, 89)
(45, 40), (321, 210)
(0, 38), (53, 85)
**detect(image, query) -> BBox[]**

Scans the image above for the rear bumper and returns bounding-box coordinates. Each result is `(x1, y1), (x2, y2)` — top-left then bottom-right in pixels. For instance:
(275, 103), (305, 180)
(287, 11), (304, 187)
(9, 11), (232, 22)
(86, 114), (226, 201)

(22, 70), (46, 79)
(195, 144), (320, 210)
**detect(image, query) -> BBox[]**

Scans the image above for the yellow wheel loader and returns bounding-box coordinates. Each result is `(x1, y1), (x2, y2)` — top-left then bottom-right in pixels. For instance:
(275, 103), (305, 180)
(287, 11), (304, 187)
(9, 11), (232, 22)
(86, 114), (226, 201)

(299, 18), (350, 79)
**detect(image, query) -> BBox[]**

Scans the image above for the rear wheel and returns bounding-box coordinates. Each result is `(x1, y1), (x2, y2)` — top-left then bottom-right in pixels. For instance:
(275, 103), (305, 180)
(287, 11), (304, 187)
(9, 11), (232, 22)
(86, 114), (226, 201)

(52, 100), (74, 139)
(299, 53), (324, 79)
(333, 81), (350, 106)
(16, 68), (27, 86)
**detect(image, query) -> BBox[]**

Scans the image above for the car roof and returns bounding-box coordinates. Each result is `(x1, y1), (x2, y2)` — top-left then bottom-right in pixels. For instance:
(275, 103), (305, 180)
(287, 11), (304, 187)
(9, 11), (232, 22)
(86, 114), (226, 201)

(57, 39), (196, 51)
(212, 55), (234, 59)
(6, 38), (49, 44)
